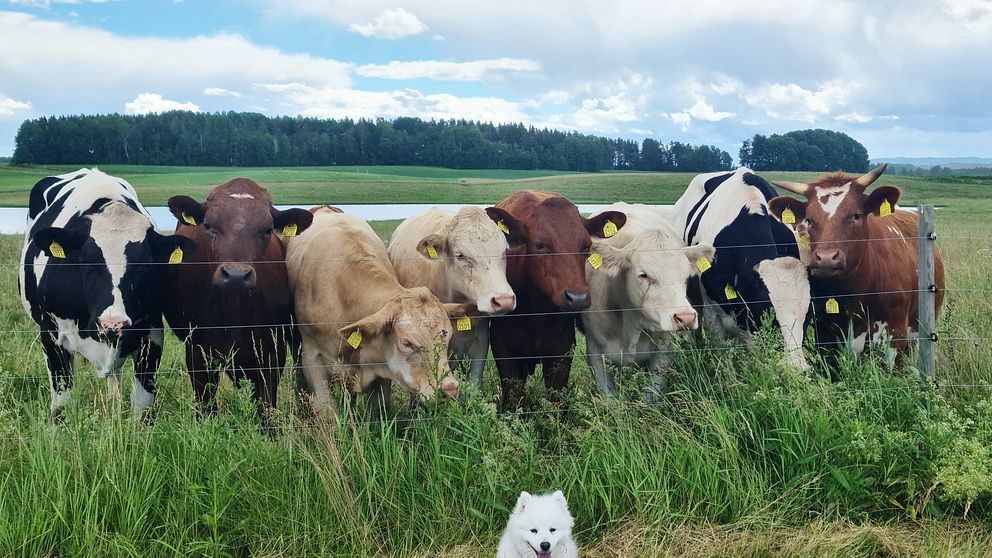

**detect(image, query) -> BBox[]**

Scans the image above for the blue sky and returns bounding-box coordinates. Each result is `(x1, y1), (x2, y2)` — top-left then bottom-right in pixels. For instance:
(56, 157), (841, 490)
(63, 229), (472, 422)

(1, 0), (991, 160)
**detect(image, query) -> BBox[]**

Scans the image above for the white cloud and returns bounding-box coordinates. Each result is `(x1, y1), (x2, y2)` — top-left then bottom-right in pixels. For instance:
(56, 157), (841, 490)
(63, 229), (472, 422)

(663, 111), (692, 132)
(431, 34), (445, 42)
(662, 95), (734, 131)
(834, 111), (873, 123)
(348, 8), (427, 39)
(354, 58), (540, 82)
(0, 94), (32, 116)
(743, 82), (850, 122)
(203, 86), (242, 97)
(255, 82), (528, 123)
(710, 75), (742, 96)
(124, 93), (200, 114)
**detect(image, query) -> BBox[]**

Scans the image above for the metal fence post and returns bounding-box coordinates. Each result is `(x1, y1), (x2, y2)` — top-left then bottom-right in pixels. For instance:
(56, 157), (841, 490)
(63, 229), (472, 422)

(917, 204), (936, 383)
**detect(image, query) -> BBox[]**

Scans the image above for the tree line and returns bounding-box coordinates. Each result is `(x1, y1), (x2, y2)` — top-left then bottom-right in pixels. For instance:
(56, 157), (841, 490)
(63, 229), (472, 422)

(11, 112), (734, 172)
(739, 129), (870, 172)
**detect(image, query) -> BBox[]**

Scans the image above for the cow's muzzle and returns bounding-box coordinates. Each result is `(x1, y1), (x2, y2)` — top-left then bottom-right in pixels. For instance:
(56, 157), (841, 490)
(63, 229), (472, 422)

(97, 317), (131, 339)
(811, 249), (846, 277)
(214, 263), (256, 289)
(561, 289), (589, 310)
(672, 309), (698, 331)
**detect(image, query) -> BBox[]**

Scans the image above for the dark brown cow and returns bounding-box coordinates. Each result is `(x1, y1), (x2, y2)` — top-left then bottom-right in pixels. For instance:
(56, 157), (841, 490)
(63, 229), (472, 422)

(489, 191), (626, 407)
(768, 164), (945, 364)
(165, 178), (313, 414)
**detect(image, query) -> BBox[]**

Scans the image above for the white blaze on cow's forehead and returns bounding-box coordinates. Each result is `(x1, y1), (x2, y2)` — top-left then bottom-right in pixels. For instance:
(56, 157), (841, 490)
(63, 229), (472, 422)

(815, 182), (851, 219)
(228, 193), (255, 199)
(88, 202), (154, 323)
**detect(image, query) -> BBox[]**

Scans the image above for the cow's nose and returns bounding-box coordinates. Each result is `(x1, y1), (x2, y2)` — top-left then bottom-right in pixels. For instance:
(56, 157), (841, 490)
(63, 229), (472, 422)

(540, 542), (551, 552)
(98, 317), (130, 337)
(441, 377), (459, 399)
(563, 289), (589, 310)
(673, 309), (697, 330)
(216, 264), (255, 288)
(813, 249), (844, 268)
(490, 293), (516, 313)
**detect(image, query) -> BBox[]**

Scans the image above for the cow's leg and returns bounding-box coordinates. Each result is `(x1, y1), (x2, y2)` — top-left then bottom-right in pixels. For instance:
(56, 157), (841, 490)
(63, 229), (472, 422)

(889, 318), (911, 369)
(584, 336), (616, 396)
(187, 344), (219, 416)
(303, 350), (335, 418)
(645, 349), (672, 404)
(490, 324), (529, 408)
(130, 329), (162, 416)
(39, 323), (74, 420)
(465, 321), (490, 391)
(541, 354), (573, 404)
(366, 377), (392, 418)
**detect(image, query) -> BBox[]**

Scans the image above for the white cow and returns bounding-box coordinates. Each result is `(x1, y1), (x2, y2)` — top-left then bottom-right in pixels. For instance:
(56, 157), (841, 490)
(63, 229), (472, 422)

(388, 207), (521, 389)
(582, 203), (714, 398)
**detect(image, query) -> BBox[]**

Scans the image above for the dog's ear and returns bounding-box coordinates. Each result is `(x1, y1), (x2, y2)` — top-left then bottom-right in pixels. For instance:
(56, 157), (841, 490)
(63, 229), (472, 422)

(551, 490), (568, 510)
(513, 491), (532, 513)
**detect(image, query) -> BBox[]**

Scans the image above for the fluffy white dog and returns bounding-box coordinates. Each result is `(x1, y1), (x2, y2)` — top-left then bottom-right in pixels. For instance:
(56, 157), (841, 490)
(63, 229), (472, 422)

(496, 490), (578, 558)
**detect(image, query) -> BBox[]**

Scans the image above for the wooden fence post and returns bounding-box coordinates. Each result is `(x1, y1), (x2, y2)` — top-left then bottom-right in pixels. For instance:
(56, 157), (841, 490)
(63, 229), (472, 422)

(917, 204), (936, 383)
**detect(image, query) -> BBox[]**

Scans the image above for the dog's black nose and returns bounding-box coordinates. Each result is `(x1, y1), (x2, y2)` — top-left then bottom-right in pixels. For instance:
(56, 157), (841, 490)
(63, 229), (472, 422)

(540, 542), (551, 552)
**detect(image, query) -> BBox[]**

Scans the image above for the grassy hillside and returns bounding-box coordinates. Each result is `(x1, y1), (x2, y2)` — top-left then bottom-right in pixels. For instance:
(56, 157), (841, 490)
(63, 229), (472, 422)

(0, 169), (991, 556)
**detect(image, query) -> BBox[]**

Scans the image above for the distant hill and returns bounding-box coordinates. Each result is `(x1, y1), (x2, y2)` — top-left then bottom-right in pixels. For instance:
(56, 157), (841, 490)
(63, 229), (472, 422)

(873, 157), (992, 169)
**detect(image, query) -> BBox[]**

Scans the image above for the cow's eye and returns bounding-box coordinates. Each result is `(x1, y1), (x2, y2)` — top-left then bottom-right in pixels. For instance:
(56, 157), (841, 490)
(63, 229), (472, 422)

(638, 271), (650, 282)
(850, 213), (861, 221)
(455, 252), (467, 262)
(533, 242), (546, 251)
(203, 223), (218, 236)
(530, 529), (538, 534)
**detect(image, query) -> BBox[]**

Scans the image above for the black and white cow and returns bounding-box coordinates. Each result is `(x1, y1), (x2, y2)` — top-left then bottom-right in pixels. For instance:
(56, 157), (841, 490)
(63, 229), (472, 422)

(671, 167), (811, 370)
(19, 169), (193, 417)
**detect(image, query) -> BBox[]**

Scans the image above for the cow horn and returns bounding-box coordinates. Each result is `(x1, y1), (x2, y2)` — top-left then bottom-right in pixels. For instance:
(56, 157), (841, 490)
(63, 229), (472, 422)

(853, 163), (888, 188)
(772, 180), (809, 195)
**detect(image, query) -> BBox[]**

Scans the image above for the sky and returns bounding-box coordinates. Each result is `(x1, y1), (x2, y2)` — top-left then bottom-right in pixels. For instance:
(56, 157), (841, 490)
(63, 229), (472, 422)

(1, 0), (990, 160)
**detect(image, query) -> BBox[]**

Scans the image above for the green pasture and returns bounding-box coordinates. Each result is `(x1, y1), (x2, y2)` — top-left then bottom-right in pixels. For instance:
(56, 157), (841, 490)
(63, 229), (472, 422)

(0, 166), (990, 556)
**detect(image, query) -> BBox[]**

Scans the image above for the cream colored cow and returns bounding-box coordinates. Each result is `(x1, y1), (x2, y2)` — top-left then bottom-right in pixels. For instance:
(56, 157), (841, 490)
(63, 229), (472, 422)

(286, 208), (469, 414)
(388, 206), (522, 389)
(582, 203), (714, 399)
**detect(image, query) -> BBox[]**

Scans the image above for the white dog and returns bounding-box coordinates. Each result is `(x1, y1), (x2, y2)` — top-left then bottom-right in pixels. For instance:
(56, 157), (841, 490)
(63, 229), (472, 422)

(496, 490), (578, 558)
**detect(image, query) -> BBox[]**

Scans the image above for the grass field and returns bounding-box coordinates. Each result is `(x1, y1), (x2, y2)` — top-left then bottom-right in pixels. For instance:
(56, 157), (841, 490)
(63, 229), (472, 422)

(0, 165), (991, 556)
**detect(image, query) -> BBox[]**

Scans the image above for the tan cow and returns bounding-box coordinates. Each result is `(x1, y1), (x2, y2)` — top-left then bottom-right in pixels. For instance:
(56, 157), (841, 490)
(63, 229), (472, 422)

(286, 208), (468, 414)
(388, 207), (523, 389)
(582, 203), (714, 398)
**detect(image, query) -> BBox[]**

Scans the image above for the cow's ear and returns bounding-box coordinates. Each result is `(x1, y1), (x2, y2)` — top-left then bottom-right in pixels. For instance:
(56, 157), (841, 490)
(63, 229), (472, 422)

(168, 196), (205, 226)
(32, 226), (87, 259)
(416, 233), (446, 260)
(865, 186), (901, 216)
(443, 302), (480, 332)
(147, 231), (197, 263)
(336, 304), (397, 358)
(768, 196), (807, 223)
(484, 207), (526, 249)
(590, 242), (628, 277)
(585, 211), (627, 239)
(273, 208), (314, 237)
(683, 243), (715, 276)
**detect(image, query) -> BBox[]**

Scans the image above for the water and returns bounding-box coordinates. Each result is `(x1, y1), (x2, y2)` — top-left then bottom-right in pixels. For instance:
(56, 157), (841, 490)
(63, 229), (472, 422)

(0, 204), (674, 234)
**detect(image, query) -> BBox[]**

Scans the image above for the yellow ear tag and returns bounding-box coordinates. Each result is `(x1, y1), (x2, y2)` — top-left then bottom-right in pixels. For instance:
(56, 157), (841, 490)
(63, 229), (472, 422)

(825, 298), (840, 314)
(168, 247), (183, 264)
(456, 316), (472, 332)
(781, 208), (796, 224)
(346, 330), (362, 349)
(798, 235), (810, 247)
(879, 199), (892, 217)
(281, 223), (298, 237)
(49, 241), (66, 259)
(587, 253), (603, 270)
(426, 245), (439, 259)
(497, 219), (510, 234)
(602, 220), (618, 238)
(724, 284), (738, 300)
(181, 212), (196, 226)
(695, 257), (711, 273)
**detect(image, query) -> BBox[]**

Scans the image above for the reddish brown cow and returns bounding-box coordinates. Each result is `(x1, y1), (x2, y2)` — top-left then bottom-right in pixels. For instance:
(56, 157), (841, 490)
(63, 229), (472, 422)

(768, 164), (945, 364)
(165, 178), (313, 414)
(489, 191), (626, 407)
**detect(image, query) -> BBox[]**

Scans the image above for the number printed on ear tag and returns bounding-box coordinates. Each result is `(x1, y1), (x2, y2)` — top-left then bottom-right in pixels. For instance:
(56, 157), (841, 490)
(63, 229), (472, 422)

(281, 223), (298, 237)
(798, 235), (810, 246)
(427, 245), (438, 259)
(602, 220), (618, 238)
(781, 208), (796, 224)
(497, 219), (510, 234)
(49, 241), (66, 259)
(826, 298), (840, 314)
(724, 284), (738, 300)
(587, 253), (603, 270)
(879, 199), (892, 217)
(346, 330), (362, 349)
(696, 257), (711, 273)
(169, 247), (183, 264)
(182, 212), (196, 226)
(456, 316), (472, 331)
